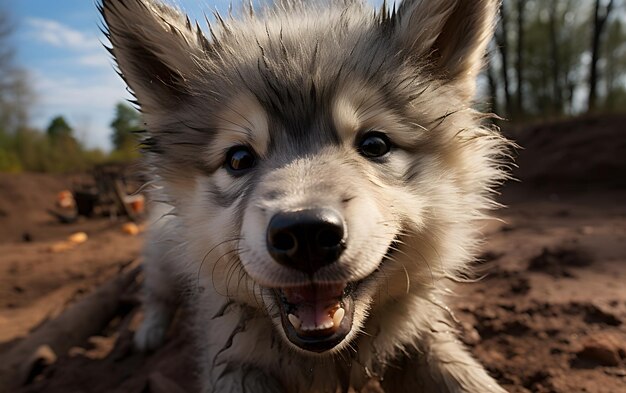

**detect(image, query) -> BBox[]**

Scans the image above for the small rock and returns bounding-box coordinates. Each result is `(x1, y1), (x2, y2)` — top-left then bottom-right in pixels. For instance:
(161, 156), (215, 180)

(583, 303), (622, 327)
(20, 345), (57, 385)
(574, 336), (622, 367)
(68, 231), (88, 244)
(122, 222), (140, 236)
(604, 368), (626, 377)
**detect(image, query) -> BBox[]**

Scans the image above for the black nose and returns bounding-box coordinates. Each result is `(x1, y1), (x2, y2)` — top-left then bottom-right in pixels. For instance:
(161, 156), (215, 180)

(266, 208), (346, 274)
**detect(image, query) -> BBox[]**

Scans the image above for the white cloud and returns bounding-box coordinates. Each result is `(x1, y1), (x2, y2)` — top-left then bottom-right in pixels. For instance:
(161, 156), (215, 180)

(29, 70), (131, 150)
(25, 17), (111, 71)
(26, 18), (100, 52)
(77, 52), (113, 68)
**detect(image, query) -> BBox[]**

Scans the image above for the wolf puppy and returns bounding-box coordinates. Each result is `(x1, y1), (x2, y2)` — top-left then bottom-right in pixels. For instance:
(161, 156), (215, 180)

(102, 0), (508, 391)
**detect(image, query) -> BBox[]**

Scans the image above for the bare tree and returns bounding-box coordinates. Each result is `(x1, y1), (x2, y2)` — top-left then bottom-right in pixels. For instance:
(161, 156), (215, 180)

(515, 0), (526, 117)
(548, 1), (563, 113)
(494, 1), (513, 117)
(0, 6), (15, 89)
(603, 17), (626, 110)
(588, 0), (615, 111)
(487, 50), (500, 114)
(487, 0), (625, 119)
(0, 5), (32, 132)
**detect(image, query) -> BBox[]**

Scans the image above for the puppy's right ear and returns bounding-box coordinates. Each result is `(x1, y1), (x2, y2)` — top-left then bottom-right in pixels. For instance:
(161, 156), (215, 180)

(389, 0), (499, 100)
(100, 0), (209, 111)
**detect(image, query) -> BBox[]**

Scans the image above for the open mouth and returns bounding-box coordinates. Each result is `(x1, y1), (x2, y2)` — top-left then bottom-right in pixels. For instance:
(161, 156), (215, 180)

(275, 283), (355, 353)
(272, 236), (400, 353)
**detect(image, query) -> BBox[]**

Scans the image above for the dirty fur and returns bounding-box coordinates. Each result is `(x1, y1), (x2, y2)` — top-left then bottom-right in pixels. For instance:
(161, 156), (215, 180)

(101, 0), (510, 391)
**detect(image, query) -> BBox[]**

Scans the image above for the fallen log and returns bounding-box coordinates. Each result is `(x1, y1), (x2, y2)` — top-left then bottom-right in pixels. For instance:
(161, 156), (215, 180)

(0, 261), (141, 391)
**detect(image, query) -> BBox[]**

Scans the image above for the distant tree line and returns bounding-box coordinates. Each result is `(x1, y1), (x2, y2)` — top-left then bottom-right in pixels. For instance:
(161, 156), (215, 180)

(0, 102), (142, 173)
(486, 0), (626, 119)
(0, 102), (141, 173)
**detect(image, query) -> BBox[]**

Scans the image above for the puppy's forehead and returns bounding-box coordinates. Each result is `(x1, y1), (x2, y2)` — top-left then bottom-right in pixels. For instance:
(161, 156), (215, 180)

(213, 84), (343, 158)
(209, 78), (421, 162)
(205, 93), (269, 165)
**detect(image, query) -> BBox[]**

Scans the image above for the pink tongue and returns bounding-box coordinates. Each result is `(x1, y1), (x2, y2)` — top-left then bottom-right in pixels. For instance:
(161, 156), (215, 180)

(282, 284), (345, 328)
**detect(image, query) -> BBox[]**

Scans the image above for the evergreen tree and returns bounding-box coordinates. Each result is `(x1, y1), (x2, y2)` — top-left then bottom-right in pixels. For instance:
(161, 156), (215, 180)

(110, 103), (141, 151)
(46, 116), (73, 140)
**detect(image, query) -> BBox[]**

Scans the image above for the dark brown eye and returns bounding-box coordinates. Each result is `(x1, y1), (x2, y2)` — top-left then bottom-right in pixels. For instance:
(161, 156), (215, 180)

(358, 132), (391, 158)
(226, 146), (256, 173)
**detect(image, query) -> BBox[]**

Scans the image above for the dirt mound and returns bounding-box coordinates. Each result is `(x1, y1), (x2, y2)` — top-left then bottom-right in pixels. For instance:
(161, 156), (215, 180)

(504, 114), (626, 189)
(0, 173), (86, 243)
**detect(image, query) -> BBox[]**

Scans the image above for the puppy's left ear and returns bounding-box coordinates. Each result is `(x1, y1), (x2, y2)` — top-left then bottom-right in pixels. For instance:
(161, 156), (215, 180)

(100, 0), (210, 112)
(390, 0), (499, 99)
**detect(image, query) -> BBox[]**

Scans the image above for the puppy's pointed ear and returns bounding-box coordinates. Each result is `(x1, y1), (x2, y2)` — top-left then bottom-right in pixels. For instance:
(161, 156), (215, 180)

(391, 0), (498, 99)
(100, 0), (210, 110)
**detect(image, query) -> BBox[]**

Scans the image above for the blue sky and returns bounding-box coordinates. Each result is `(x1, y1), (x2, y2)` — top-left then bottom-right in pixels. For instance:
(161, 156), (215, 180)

(12, 0), (385, 151)
(11, 0), (234, 150)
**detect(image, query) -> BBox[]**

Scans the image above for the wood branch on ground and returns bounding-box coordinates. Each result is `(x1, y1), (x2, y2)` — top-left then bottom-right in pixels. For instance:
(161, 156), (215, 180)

(0, 260), (142, 392)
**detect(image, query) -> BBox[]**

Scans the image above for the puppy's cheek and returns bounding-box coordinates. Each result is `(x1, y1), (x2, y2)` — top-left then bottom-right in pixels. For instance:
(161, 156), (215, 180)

(212, 169), (232, 191)
(343, 195), (398, 274)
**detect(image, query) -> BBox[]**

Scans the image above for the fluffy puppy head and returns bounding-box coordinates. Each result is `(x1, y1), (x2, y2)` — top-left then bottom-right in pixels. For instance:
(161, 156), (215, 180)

(102, 0), (505, 354)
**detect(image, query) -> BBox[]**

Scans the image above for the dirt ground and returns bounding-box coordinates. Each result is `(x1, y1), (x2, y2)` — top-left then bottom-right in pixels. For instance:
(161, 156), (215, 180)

(0, 115), (625, 392)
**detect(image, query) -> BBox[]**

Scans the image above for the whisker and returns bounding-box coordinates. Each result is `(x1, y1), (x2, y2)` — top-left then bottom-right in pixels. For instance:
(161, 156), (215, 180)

(196, 237), (242, 291)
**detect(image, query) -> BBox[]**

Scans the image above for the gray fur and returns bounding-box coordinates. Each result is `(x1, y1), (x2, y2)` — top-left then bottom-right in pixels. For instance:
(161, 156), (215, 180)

(101, 0), (509, 392)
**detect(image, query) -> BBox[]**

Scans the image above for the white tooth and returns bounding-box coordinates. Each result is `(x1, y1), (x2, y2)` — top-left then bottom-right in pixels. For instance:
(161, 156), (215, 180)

(288, 314), (302, 329)
(333, 308), (345, 327)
